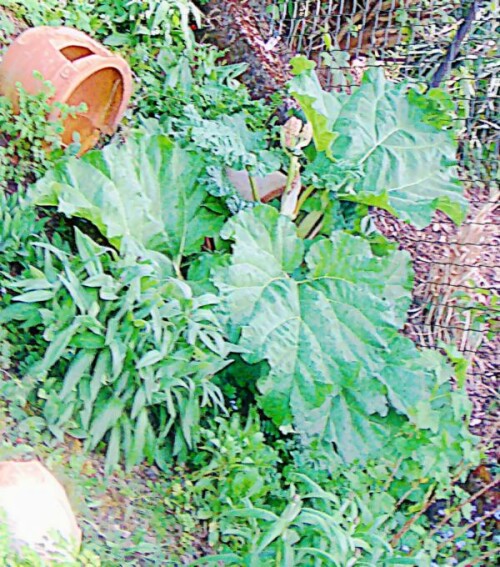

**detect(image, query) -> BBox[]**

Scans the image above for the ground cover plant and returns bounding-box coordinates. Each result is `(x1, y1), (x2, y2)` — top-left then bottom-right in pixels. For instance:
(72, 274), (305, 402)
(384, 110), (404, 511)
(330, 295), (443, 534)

(0, 1), (497, 566)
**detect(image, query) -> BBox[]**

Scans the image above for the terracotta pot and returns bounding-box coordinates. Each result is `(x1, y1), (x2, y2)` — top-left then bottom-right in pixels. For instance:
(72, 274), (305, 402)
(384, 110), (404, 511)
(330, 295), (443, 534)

(0, 26), (132, 154)
(226, 168), (287, 203)
(0, 460), (81, 560)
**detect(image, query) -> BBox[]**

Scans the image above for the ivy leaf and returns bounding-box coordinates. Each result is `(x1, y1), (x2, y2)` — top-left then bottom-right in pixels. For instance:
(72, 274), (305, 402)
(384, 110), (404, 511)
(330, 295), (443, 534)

(31, 133), (222, 267)
(292, 66), (467, 228)
(214, 206), (449, 462)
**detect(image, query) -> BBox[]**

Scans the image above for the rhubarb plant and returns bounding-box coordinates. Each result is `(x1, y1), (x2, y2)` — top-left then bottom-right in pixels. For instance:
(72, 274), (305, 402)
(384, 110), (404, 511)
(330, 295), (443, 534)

(290, 57), (468, 228)
(26, 65), (473, 467)
(212, 205), (472, 462)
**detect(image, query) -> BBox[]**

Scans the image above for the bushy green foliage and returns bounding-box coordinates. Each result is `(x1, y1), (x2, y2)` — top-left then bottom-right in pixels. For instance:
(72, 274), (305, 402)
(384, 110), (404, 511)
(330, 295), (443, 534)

(183, 419), (491, 566)
(30, 132), (226, 271)
(28, 75), (474, 469)
(0, 1), (494, 565)
(0, 190), (44, 268)
(1, 227), (232, 472)
(2, 0), (278, 132)
(290, 57), (467, 229)
(0, 8), (14, 43)
(212, 205), (476, 469)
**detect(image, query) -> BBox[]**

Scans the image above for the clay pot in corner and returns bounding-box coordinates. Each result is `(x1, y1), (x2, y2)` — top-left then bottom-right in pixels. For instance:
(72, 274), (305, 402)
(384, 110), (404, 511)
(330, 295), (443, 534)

(0, 26), (132, 154)
(0, 460), (82, 560)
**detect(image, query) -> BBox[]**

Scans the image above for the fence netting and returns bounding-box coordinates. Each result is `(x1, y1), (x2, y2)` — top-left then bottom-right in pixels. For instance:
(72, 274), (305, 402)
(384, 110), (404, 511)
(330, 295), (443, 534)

(205, 0), (498, 443)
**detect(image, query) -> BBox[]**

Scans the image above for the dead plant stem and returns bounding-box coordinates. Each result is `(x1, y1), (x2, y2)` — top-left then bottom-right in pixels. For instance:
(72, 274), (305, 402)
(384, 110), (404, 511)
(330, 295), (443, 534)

(429, 476), (499, 537)
(436, 508), (498, 552)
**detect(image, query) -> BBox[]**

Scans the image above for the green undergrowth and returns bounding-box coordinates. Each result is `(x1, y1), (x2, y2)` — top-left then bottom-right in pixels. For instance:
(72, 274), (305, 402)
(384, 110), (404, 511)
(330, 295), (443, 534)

(0, 77), (85, 191)
(0, 404), (211, 565)
(0, 1), (497, 566)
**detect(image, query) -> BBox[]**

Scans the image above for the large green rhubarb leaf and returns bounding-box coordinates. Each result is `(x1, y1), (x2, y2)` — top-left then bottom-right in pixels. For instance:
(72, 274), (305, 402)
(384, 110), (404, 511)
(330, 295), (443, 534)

(31, 133), (222, 267)
(214, 206), (447, 462)
(290, 67), (468, 228)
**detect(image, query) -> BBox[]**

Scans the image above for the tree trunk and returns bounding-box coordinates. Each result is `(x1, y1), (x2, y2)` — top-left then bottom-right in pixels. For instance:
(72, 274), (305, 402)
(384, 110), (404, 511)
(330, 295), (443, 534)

(199, 0), (292, 100)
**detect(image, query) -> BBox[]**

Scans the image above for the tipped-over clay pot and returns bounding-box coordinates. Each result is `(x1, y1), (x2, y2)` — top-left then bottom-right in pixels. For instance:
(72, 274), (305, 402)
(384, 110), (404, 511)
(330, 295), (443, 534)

(0, 26), (132, 154)
(0, 460), (81, 560)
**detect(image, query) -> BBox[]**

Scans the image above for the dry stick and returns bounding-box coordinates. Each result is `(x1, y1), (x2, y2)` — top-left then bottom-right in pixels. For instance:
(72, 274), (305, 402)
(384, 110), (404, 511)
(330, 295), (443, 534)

(465, 547), (500, 567)
(390, 484), (437, 546)
(436, 507), (499, 552)
(398, 453), (493, 546)
(384, 456), (404, 491)
(410, 426), (499, 543)
(429, 476), (500, 537)
(395, 485), (419, 510)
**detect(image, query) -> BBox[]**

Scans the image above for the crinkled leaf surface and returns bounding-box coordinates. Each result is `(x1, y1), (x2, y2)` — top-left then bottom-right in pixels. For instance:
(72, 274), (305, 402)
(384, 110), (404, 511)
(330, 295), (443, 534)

(179, 108), (282, 177)
(31, 134), (222, 265)
(291, 67), (467, 228)
(214, 206), (448, 462)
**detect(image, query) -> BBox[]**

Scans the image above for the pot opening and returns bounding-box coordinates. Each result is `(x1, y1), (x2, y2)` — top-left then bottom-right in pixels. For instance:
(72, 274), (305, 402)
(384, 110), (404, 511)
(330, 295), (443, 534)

(62, 67), (124, 153)
(60, 46), (94, 62)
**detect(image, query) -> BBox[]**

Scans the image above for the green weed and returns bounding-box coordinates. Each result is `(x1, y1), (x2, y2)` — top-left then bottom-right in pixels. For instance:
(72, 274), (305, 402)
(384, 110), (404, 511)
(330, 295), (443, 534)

(0, 76), (84, 191)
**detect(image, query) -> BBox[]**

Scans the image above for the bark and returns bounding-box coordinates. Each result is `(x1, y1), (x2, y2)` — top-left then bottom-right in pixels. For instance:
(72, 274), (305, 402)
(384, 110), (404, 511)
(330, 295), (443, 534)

(200, 0), (292, 100)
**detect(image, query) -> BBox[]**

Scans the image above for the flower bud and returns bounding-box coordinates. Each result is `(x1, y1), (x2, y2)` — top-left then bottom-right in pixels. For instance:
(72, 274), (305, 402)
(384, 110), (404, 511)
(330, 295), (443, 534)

(281, 116), (303, 150)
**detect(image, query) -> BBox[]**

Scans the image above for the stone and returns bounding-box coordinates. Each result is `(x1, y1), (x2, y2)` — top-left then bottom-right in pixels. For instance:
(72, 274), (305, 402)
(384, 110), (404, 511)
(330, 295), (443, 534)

(0, 460), (82, 561)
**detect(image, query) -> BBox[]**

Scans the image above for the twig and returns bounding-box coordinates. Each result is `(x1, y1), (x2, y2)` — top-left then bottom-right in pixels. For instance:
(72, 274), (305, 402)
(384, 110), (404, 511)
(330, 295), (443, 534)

(395, 485), (418, 510)
(436, 507), (499, 552)
(464, 547), (500, 566)
(384, 456), (404, 491)
(390, 484), (437, 546)
(429, 476), (499, 537)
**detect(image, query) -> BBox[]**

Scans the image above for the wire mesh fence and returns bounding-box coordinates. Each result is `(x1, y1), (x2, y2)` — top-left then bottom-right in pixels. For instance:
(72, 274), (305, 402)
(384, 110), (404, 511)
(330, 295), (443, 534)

(240, 0), (498, 437)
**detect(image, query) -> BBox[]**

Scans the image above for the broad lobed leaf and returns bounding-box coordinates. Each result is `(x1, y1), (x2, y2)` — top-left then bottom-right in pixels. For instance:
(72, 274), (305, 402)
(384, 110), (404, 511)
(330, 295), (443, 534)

(290, 65), (468, 228)
(31, 133), (223, 267)
(214, 206), (454, 462)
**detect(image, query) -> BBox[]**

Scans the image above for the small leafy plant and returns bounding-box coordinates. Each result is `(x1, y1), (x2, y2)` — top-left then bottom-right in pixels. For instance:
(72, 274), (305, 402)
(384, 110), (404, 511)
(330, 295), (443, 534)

(0, 74), (84, 191)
